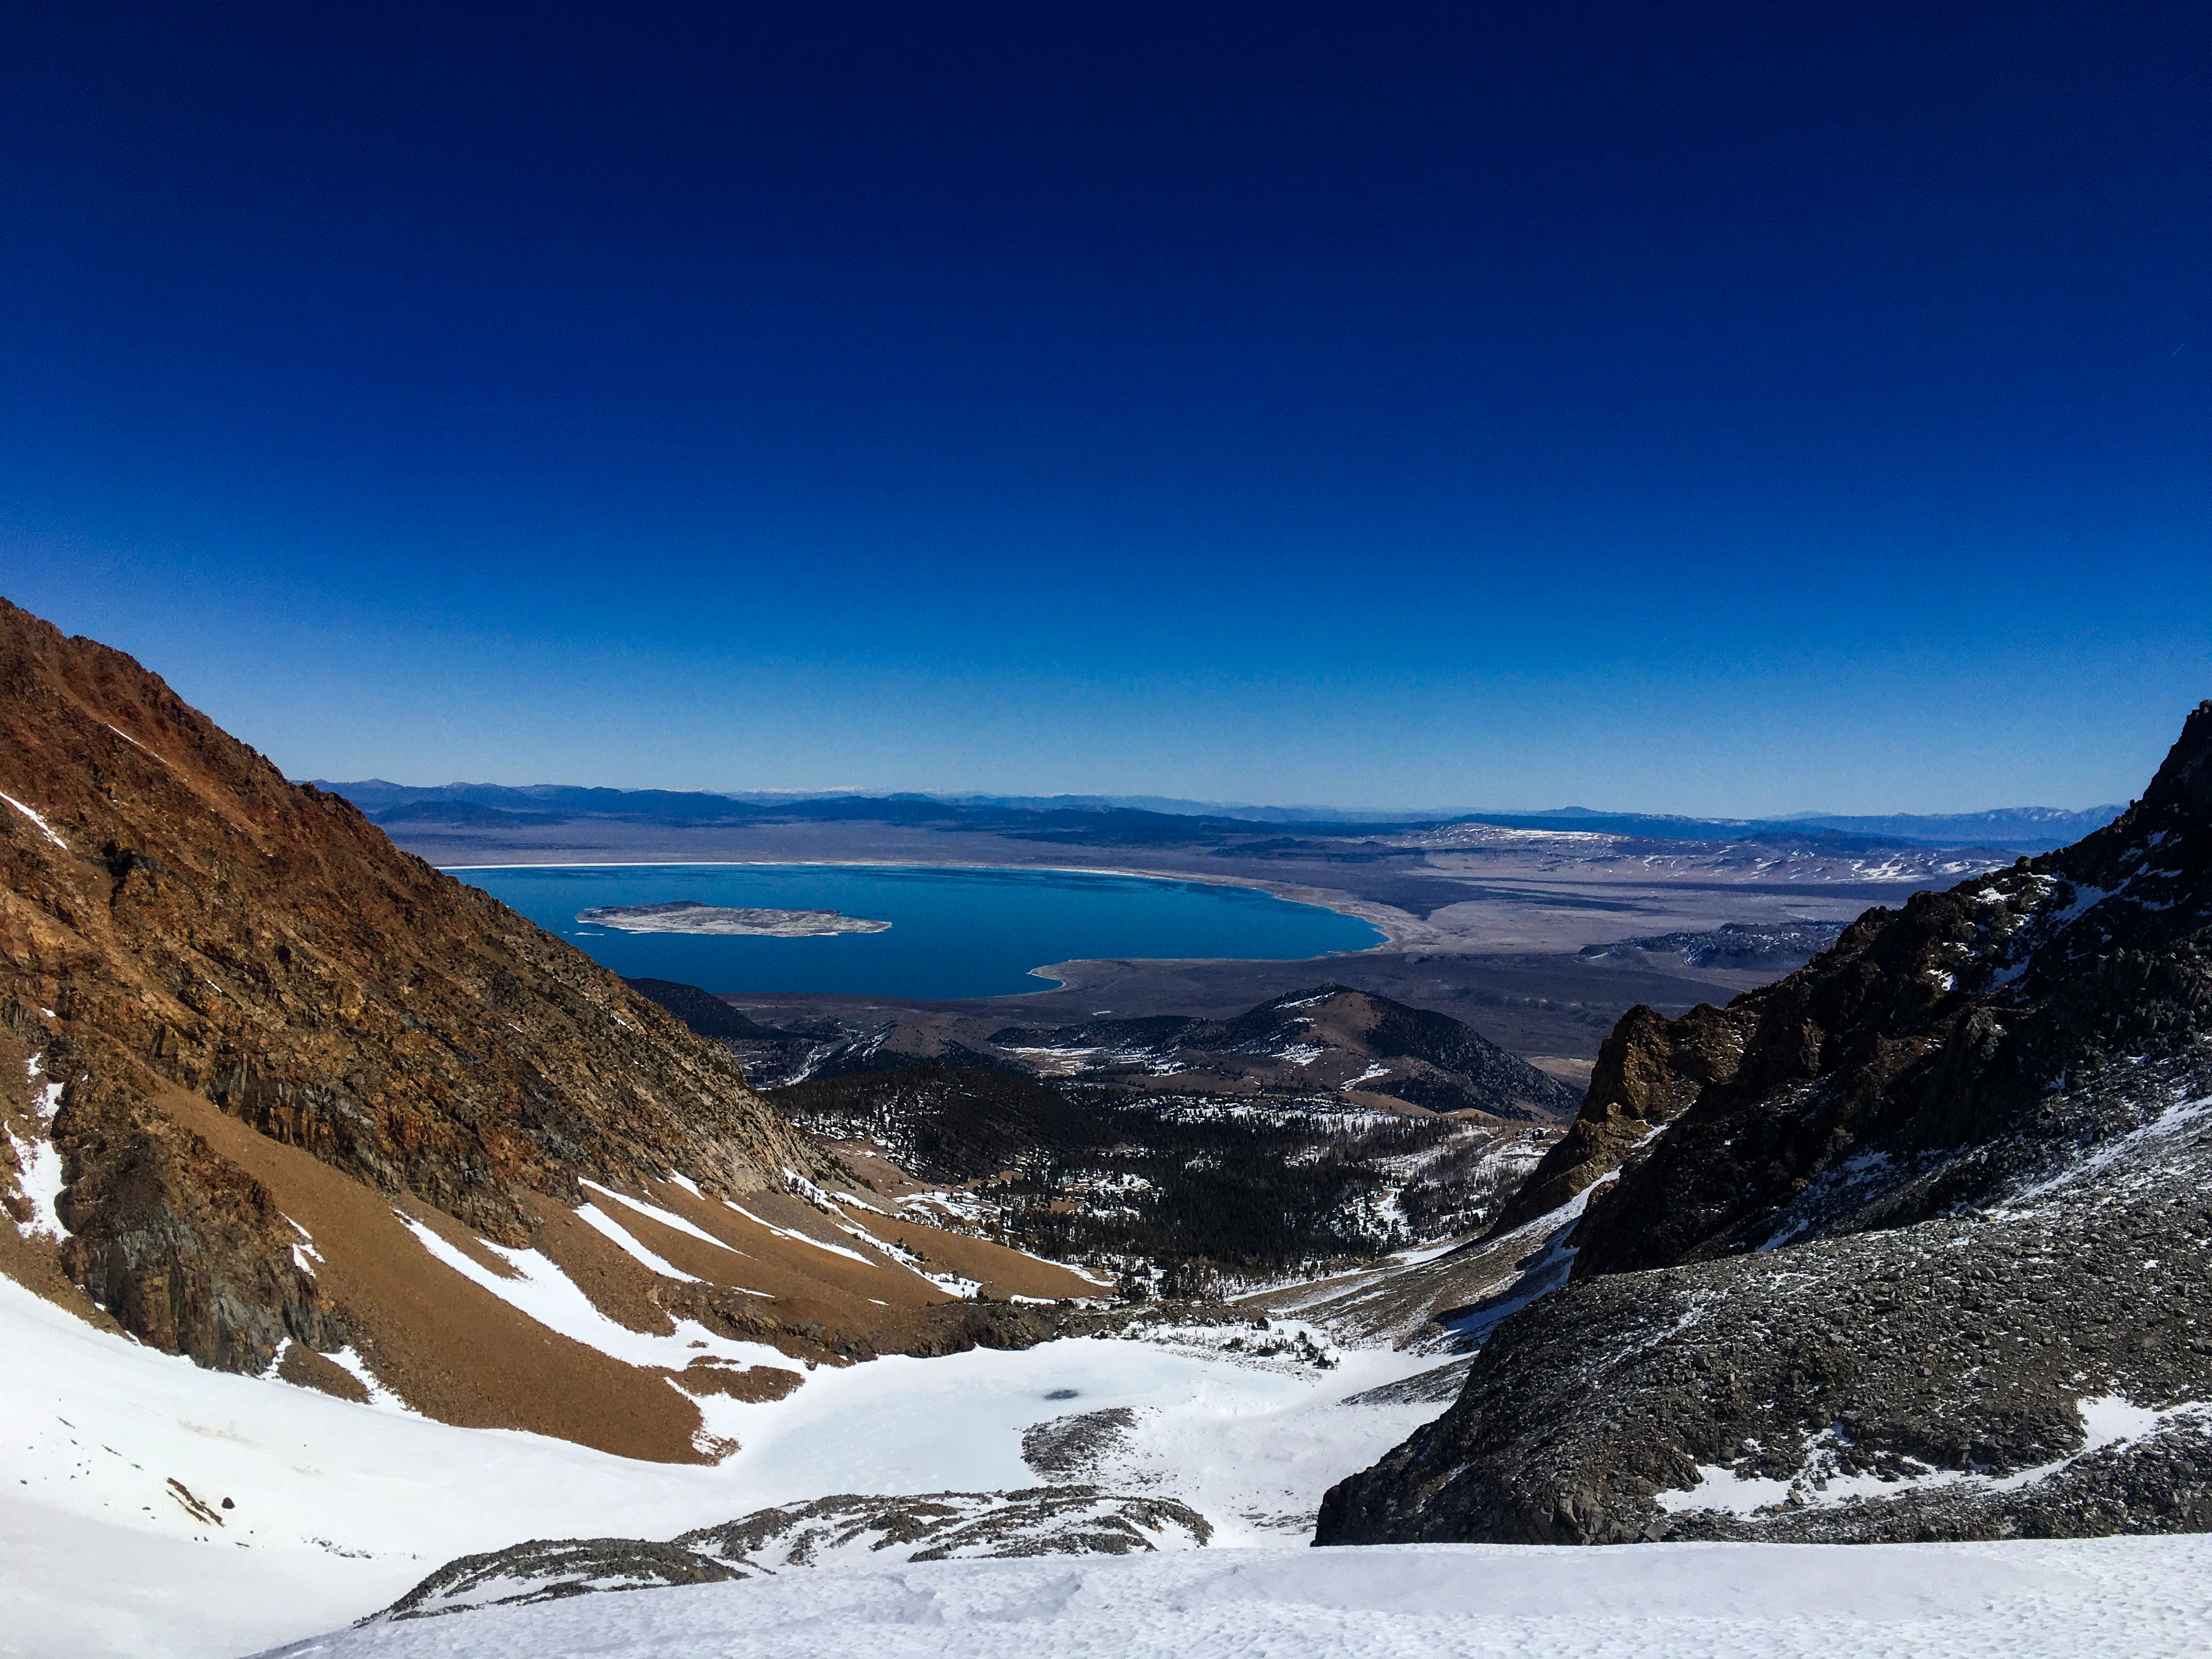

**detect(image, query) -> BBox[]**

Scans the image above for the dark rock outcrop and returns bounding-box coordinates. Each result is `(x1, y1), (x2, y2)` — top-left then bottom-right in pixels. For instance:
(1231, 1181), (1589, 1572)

(1488, 1001), (1748, 1229)
(623, 977), (791, 1043)
(1319, 701), (2212, 1546)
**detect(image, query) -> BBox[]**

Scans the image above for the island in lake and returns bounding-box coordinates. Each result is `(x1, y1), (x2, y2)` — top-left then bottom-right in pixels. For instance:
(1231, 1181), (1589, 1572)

(575, 900), (892, 937)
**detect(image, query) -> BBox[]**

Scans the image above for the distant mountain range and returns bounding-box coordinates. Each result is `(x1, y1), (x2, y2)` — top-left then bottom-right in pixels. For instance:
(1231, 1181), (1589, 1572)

(1779, 805), (2126, 847)
(316, 781), (2123, 853)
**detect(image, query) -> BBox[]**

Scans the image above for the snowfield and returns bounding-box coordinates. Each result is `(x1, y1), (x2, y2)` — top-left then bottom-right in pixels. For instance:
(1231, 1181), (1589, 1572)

(0, 1272), (1429, 1657)
(264, 1534), (2212, 1659)
(7, 1265), (2212, 1658)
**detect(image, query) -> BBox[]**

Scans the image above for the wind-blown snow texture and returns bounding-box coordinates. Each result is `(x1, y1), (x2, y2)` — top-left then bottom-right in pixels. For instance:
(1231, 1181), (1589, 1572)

(0, 1266), (1431, 1657)
(261, 1534), (2212, 1658)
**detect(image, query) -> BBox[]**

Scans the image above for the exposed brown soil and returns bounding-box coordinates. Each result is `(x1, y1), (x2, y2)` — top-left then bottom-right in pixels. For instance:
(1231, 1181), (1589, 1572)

(150, 1082), (714, 1459)
(277, 1341), (371, 1402)
(668, 1357), (803, 1402)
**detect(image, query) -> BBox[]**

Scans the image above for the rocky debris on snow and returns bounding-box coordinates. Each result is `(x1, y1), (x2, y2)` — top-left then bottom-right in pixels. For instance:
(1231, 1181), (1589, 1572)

(377, 1537), (747, 1620)
(1023, 1407), (1141, 1479)
(685, 1486), (1212, 1564)
(1318, 702), (2212, 1547)
(372, 1487), (1214, 1620)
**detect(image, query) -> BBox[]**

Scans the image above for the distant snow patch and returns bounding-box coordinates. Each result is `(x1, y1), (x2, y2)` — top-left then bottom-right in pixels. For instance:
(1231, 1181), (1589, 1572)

(392, 1211), (787, 1374)
(0, 792), (67, 850)
(6, 1054), (68, 1239)
(579, 1180), (742, 1252)
(573, 1204), (706, 1282)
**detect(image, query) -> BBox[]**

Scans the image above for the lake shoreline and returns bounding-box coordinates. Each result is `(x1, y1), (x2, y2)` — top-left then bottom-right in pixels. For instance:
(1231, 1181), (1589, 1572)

(438, 855), (1414, 945)
(449, 860), (1397, 1001)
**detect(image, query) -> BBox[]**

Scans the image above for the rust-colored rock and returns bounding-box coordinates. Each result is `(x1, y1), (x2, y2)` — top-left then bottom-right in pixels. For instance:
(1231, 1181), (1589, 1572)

(0, 596), (829, 1374)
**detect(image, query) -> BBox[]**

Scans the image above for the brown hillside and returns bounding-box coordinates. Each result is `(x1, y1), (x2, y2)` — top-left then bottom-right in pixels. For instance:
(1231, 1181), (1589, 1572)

(0, 595), (838, 1376)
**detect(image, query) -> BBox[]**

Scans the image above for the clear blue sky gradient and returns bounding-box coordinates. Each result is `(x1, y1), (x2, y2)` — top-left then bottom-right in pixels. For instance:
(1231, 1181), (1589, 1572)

(3, 3), (2205, 813)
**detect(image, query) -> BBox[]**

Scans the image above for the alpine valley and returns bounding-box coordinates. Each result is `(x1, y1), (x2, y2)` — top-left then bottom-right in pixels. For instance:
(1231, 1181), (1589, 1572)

(4, 596), (2209, 1659)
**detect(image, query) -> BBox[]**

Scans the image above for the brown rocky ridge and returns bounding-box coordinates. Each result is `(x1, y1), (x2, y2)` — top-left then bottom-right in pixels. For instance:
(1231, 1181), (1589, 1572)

(0, 597), (1097, 1459)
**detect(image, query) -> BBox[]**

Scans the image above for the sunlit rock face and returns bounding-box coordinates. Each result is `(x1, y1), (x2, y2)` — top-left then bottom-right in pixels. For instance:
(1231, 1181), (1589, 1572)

(0, 596), (826, 1378)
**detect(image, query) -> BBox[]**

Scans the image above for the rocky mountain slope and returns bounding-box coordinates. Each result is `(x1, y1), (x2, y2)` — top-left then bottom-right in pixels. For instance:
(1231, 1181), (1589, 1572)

(1319, 701), (2212, 1545)
(990, 985), (1582, 1119)
(699, 983), (1583, 1120)
(0, 600), (1095, 1457)
(771, 1061), (1554, 1291)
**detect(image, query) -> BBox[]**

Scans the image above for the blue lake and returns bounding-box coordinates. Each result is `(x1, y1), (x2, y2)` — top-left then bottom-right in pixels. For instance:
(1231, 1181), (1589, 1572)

(451, 863), (1385, 999)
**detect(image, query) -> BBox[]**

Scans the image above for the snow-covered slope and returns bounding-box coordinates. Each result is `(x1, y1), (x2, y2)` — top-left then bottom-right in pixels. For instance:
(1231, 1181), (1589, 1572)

(18, 1250), (2212, 1659)
(268, 1533), (2212, 1659)
(0, 1268), (1438, 1657)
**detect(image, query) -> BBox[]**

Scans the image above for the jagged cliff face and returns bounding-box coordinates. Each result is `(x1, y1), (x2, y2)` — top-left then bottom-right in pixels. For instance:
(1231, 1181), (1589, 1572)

(1319, 701), (2212, 1547)
(1487, 1002), (1746, 1231)
(0, 597), (828, 1374)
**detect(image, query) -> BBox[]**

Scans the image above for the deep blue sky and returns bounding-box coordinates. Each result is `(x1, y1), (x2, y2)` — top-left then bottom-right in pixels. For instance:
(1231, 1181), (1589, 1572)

(3, 3), (2205, 813)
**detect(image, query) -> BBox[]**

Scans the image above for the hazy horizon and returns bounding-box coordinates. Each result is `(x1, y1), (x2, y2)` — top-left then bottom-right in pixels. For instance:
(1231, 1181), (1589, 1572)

(306, 772), (2128, 825)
